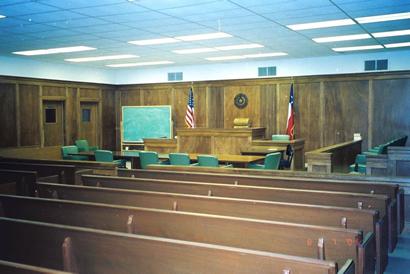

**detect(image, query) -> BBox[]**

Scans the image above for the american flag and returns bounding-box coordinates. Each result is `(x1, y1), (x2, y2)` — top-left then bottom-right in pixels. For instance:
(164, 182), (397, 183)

(185, 87), (195, 128)
(286, 84), (295, 140)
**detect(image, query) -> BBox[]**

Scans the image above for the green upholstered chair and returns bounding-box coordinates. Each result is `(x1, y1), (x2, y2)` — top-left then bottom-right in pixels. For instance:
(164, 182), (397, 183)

(139, 151), (168, 169)
(61, 146), (88, 160)
(249, 152), (281, 170)
(271, 134), (290, 141)
(196, 155), (232, 168)
(75, 139), (98, 152)
(95, 150), (126, 168)
(169, 153), (191, 166)
(348, 154), (366, 174)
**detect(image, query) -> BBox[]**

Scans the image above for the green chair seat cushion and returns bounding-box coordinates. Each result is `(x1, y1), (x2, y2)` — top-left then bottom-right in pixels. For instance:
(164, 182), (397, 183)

(169, 153), (191, 166)
(248, 163), (265, 169)
(75, 139), (98, 152)
(61, 145), (87, 161)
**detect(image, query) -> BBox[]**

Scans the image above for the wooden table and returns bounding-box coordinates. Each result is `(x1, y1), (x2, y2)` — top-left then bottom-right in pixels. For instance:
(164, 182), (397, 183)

(241, 147), (285, 156)
(73, 151), (265, 169)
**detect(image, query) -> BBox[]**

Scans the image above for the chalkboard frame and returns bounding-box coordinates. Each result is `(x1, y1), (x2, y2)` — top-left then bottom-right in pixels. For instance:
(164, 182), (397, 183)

(121, 105), (172, 148)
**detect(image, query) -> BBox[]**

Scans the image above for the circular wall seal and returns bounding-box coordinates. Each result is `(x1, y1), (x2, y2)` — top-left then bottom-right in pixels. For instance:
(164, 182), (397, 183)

(234, 93), (248, 109)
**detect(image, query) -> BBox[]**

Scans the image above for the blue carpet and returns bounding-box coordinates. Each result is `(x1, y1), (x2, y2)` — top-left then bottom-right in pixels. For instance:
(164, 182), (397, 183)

(385, 223), (410, 274)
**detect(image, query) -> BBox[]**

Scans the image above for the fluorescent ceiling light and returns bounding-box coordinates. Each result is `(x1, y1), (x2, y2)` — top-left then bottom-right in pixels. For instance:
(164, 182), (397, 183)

(205, 55), (247, 61)
(173, 48), (218, 54)
(176, 32), (232, 41)
(13, 46), (96, 56)
(215, 43), (263, 50)
(384, 42), (410, 48)
(313, 33), (371, 43)
(65, 54), (138, 62)
(0, 15), (6, 19)
(129, 37), (179, 45)
(332, 45), (383, 52)
(372, 29), (410, 38)
(243, 52), (288, 58)
(206, 52), (287, 61)
(287, 19), (355, 30)
(356, 12), (410, 24)
(173, 44), (265, 54)
(106, 61), (174, 67)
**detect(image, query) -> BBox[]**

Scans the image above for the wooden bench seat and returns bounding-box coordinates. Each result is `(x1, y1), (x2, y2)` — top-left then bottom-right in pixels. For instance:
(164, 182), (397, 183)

(0, 217), (349, 274)
(0, 169), (37, 195)
(0, 162), (76, 185)
(36, 182), (381, 273)
(120, 168), (400, 250)
(0, 194), (369, 273)
(80, 174), (392, 246)
(0, 259), (70, 274)
(0, 156), (118, 177)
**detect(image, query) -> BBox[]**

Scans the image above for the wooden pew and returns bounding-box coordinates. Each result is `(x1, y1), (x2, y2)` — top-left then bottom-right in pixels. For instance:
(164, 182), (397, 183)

(0, 260), (70, 274)
(141, 165), (405, 238)
(0, 169), (37, 196)
(81, 174), (390, 271)
(36, 182), (379, 273)
(120, 167), (400, 248)
(0, 217), (349, 274)
(0, 194), (367, 273)
(0, 156), (118, 177)
(0, 162), (75, 185)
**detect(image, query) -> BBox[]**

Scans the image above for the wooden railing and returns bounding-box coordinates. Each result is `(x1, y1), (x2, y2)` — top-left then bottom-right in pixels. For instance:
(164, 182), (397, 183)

(305, 140), (362, 173)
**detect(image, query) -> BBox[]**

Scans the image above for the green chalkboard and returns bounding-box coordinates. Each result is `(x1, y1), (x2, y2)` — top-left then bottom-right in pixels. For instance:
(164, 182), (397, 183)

(122, 106), (172, 142)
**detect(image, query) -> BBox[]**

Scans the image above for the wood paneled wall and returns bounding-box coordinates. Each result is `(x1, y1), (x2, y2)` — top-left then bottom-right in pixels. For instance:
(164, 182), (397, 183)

(0, 77), (115, 150)
(116, 72), (410, 152)
(1, 71), (410, 153)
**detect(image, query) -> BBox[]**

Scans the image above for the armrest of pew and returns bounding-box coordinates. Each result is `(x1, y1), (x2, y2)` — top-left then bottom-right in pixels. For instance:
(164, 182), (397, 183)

(0, 182), (16, 195)
(398, 188), (405, 234)
(39, 174), (60, 184)
(0, 259), (71, 274)
(358, 232), (376, 274)
(337, 259), (355, 274)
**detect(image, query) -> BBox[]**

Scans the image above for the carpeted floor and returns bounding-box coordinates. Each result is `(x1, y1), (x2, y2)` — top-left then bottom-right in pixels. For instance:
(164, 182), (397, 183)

(385, 223), (410, 274)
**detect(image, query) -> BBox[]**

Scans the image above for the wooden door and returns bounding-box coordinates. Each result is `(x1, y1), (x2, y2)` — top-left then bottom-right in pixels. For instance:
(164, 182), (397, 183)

(43, 101), (65, 146)
(79, 102), (99, 147)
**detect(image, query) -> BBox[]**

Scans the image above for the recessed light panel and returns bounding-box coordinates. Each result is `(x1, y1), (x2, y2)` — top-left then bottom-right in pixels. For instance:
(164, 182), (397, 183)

(356, 12), (410, 24)
(65, 54), (138, 62)
(106, 61), (174, 67)
(384, 42), (410, 48)
(173, 48), (218, 54)
(287, 19), (355, 30)
(313, 34), (371, 43)
(13, 46), (96, 56)
(206, 52), (287, 61)
(175, 32), (232, 41)
(372, 29), (410, 38)
(332, 45), (383, 52)
(215, 43), (263, 51)
(244, 52), (288, 58)
(128, 38), (179, 46)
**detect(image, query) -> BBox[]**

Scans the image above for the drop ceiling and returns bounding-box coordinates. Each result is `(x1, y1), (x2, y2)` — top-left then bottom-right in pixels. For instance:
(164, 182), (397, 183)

(1, 0), (410, 68)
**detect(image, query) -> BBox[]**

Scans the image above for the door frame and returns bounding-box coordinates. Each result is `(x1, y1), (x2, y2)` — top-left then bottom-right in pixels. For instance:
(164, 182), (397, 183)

(77, 99), (102, 149)
(41, 99), (66, 147)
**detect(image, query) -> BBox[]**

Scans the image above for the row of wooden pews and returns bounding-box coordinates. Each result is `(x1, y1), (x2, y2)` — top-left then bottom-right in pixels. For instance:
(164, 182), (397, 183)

(0, 157), (403, 274)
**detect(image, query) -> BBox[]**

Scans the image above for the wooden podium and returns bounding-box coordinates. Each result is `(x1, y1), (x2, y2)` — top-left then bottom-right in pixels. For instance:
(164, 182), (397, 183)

(176, 127), (265, 154)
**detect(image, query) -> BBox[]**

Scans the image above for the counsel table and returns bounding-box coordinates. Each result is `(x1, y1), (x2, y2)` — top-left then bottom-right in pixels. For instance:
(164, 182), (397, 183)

(73, 151), (266, 169)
